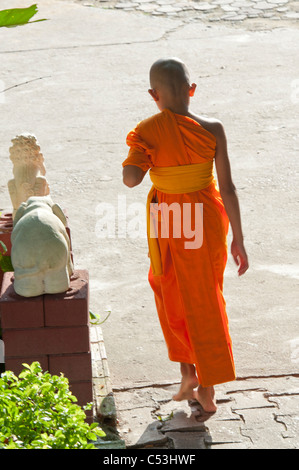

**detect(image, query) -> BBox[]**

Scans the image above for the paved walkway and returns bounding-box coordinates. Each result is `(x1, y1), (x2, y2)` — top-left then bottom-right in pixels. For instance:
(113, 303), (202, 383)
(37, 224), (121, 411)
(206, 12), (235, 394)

(113, 375), (299, 449)
(76, 0), (299, 25)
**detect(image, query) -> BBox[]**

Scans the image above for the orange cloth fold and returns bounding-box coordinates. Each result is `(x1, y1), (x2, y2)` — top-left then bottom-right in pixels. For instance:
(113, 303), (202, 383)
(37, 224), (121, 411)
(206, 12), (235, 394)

(123, 109), (235, 387)
(147, 161), (214, 276)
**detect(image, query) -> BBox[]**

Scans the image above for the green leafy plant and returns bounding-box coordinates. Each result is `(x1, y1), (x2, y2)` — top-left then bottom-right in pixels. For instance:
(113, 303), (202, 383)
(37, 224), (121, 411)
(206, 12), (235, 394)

(0, 4), (47, 28)
(0, 362), (105, 449)
(89, 309), (111, 325)
(0, 241), (13, 273)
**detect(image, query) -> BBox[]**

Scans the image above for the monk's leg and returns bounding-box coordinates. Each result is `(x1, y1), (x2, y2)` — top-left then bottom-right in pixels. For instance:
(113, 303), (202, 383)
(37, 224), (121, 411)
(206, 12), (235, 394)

(193, 384), (217, 413)
(148, 244), (195, 364)
(173, 364), (217, 413)
(173, 363), (199, 401)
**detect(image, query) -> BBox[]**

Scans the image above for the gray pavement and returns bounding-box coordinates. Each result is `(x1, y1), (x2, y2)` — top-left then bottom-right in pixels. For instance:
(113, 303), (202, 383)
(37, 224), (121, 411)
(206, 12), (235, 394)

(76, 0), (299, 26)
(113, 375), (299, 449)
(0, 0), (298, 450)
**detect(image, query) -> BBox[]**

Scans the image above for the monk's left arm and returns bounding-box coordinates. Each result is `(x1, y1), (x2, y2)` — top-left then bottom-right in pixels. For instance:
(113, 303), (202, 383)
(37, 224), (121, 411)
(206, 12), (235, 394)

(123, 165), (146, 188)
(214, 122), (249, 276)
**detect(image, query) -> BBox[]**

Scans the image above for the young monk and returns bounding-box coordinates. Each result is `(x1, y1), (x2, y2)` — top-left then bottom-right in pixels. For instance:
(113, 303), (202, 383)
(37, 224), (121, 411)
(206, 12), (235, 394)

(122, 58), (249, 413)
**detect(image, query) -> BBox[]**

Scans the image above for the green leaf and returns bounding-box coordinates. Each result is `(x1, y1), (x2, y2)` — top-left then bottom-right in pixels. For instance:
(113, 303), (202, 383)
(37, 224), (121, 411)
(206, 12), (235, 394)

(18, 369), (30, 379)
(0, 241), (7, 254)
(30, 361), (43, 374)
(89, 310), (98, 321)
(41, 382), (52, 393)
(86, 431), (97, 441)
(0, 4), (47, 28)
(0, 255), (14, 273)
(89, 310), (111, 325)
(89, 422), (99, 430)
(21, 363), (31, 370)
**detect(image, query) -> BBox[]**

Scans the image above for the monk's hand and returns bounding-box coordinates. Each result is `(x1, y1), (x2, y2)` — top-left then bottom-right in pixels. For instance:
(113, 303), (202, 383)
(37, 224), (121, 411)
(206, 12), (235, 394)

(231, 239), (249, 276)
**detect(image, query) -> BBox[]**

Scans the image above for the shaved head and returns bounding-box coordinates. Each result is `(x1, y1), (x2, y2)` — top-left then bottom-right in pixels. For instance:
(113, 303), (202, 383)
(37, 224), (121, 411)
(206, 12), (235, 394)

(148, 57), (196, 113)
(149, 58), (190, 96)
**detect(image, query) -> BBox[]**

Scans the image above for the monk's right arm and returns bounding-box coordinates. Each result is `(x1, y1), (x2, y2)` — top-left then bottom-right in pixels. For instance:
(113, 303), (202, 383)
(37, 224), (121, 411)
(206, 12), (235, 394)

(123, 165), (146, 188)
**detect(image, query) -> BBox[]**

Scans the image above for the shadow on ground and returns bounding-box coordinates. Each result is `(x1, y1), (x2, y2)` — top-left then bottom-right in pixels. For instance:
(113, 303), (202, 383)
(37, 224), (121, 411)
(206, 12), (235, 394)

(129, 403), (214, 450)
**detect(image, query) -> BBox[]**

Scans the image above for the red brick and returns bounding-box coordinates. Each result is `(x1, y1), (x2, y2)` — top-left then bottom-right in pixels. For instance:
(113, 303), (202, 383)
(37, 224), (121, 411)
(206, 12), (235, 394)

(0, 232), (12, 257)
(69, 381), (94, 423)
(0, 272), (44, 329)
(49, 352), (92, 382)
(3, 325), (90, 357)
(0, 212), (13, 223)
(5, 355), (49, 376)
(0, 271), (4, 293)
(0, 214), (14, 293)
(44, 270), (89, 327)
(69, 381), (93, 407)
(0, 212), (13, 256)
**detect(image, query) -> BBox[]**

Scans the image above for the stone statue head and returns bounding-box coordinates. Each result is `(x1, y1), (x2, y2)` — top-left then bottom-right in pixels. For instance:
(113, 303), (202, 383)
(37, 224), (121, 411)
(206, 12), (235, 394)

(8, 133), (50, 218)
(9, 133), (46, 176)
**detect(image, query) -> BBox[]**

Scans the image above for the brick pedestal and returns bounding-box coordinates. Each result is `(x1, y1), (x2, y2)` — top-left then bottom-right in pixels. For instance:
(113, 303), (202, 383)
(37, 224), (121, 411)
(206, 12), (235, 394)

(0, 269), (93, 419)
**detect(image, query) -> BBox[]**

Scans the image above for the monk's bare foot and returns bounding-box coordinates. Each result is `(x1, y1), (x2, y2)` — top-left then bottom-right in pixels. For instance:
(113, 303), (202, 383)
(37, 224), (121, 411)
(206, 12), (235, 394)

(193, 385), (217, 413)
(173, 363), (199, 401)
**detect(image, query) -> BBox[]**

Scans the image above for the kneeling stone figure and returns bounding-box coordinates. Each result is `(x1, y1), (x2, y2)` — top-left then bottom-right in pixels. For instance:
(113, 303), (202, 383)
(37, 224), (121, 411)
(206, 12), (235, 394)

(11, 195), (74, 297)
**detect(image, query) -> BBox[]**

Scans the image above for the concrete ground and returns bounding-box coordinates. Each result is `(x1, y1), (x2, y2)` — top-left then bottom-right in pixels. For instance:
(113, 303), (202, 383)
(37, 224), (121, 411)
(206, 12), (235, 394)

(0, 0), (298, 449)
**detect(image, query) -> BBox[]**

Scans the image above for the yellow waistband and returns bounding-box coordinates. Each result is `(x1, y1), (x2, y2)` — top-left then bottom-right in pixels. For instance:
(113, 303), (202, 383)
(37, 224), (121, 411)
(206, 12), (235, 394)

(147, 161), (214, 276)
(149, 160), (213, 194)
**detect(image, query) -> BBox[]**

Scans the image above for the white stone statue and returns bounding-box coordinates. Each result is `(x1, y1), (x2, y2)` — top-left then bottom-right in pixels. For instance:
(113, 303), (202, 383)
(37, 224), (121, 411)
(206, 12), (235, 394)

(8, 133), (50, 219)
(11, 195), (74, 297)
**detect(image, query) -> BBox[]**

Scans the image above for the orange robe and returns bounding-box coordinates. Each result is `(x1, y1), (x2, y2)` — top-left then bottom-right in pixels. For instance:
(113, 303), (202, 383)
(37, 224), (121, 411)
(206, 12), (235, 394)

(123, 108), (235, 387)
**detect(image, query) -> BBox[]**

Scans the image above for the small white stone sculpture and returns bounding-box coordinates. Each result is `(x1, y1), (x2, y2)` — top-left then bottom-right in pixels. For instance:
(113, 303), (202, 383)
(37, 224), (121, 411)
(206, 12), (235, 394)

(8, 133), (50, 219)
(11, 195), (74, 297)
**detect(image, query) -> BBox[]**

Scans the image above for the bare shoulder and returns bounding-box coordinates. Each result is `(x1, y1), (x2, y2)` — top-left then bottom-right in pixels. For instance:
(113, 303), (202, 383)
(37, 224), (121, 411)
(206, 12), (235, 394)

(188, 112), (226, 139)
